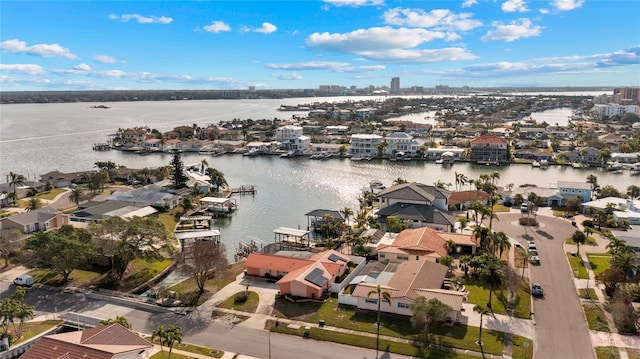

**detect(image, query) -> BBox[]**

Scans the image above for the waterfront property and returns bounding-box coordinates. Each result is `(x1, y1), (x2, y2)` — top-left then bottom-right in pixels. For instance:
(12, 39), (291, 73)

(0, 208), (68, 235)
(106, 185), (182, 210)
(349, 134), (383, 158)
(69, 200), (158, 223)
(375, 227), (477, 262)
(469, 134), (510, 164)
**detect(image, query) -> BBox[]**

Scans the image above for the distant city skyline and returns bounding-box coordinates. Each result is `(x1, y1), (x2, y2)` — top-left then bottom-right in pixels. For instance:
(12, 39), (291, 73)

(1, 0), (638, 91)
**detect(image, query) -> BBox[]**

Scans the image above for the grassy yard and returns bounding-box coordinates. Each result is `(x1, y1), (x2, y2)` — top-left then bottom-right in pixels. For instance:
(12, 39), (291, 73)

(118, 258), (172, 291)
(271, 295), (507, 356)
(492, 204), (511, 213)
(11, 320), (62, 345)
(565, 236), (596, 245)
(627, 348), (640, 359)
(579, 288), (598, 300)
(567, 253), (589, 279)
(588, 254), (612, 277)
(158, 212), (179, 233)
(583, 303), (611, 332)
(460, 277), (531, 319)
(218, 291), (259, 313)
(35, 188), (67, 201)
(271, 321), (488, 359)
(169, 261), (245, 306)
(30, 268), (105, 287)
(148, 338), (223, 358)
(510, 335), (534, 359)
(596, 347), (620, 359)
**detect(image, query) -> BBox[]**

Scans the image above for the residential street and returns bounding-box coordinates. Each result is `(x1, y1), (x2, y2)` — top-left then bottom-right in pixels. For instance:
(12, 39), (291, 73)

(493, 211), (595, 359)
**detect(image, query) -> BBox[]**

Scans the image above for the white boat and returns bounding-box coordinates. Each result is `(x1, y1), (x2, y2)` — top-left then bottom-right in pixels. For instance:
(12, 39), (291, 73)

(532, 161), (540, 168)
(630, 163), (640, 175)
(540, 159), (549, 167)
(606, 161), (623, 172)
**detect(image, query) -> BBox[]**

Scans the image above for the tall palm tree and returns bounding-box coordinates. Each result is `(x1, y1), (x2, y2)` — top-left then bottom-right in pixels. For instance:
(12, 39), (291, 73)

(152, 324), (183, 359)
(473, 304), (490, 345)
(491, 231), (511, 258)
(571, 230), (587, 257)
(611, 249), (639, 279)
(480, 255), (504, 310)
(8, 172), (26, 205)
(200, 158), (209, 173)
(606, 237), (629, 256)
(340, 206), (353, 227)
(25, 197), (41, 211)
(69, 187), (83, 206)
(459, 255), (471, 277)
(473, 226), (491, 252)
(444, 239), (457, 254)
(367, 284), (391, 358)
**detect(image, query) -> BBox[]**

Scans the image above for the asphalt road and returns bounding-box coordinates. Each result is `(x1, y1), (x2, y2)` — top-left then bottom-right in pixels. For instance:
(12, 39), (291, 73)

(493, 213), (594, 359)
(0, 285), (416, 359)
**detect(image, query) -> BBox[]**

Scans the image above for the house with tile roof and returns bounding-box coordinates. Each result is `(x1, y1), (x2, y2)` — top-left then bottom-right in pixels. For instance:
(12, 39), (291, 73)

(20, 323), (153, 359)
(448, 190), (490, 210)
(348, 259), (465, 322)
(245, 249), (351, 299)
(375, 182), (456, 232)
(375, 227), (478, 262)
(469, 134), (510, 164)
(0, 208), (67, 235)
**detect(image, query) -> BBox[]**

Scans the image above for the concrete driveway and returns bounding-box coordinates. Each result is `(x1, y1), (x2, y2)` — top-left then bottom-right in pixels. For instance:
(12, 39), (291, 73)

(492, 212), (595, 359)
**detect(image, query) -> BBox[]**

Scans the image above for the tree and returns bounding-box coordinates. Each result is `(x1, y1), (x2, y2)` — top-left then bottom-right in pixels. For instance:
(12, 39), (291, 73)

(473, 226), (491, 252)
(410, 297), (452, 341)
(606, 237), (629, 256)
(626, 185), (640, 200)
(385, 216), (409, 233)
(8, 172), (26, 205)
(340, 207), (353, 227)
(69, 187), (83, 206)
(459, 255), (471, 277)
(180, 196), (196, 216)
(169, 149), (188, 189)
(206, 167), (228, 192)
(597, 267), (626, 297)
(392, 177), (407, 185)
(25, 197), (42, 211)
(491, 231), (511, 258)
(23, 225), (94, 283)
(438, 255), (454, 268)
(0, 229), (22, 267)
(473, 304), (490, 345)
(599, 185), (625, 199)
(100, 316), (131, 329)
(457, 216), (469, 233)
(454, 171), (468, 192)
(89, 216), (172, 280)
(444, 239), (457, 254)
(571, 230), (587, 257)
(479, 254), (504, 310)
(200, 158), (209, 173)
(152, 324), (183, 359)
(367, 284), (391, 358)
(182, 241), (228, 298)
(610, 249), (639, 280)
(593, 209), (609, 230)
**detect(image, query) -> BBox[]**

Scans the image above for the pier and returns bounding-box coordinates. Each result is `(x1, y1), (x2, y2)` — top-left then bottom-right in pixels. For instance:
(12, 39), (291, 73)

(232, 185), (257, 195)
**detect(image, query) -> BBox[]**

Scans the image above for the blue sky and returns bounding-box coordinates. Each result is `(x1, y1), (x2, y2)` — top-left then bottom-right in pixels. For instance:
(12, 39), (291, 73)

(1, 0), (638, 91)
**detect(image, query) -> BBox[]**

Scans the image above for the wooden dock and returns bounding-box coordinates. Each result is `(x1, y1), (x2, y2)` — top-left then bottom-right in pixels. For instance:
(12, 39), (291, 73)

(232, 185), (256, 194)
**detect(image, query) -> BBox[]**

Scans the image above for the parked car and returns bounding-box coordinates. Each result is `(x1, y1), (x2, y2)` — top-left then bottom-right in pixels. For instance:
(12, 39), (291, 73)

(13, 274), (34, 287)
(521, 202), (529, 213)
(528, 242), (537, 251)
(529, 254), (540, 264)
(532, 283), (544, 297)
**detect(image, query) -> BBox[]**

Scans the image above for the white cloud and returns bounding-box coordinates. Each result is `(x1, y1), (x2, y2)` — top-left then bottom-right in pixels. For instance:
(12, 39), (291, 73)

(501, 0), (529, 13)
(539, 8), (550, 14)
(383, 8), (482, 32)
(203, 21), (231, 33)
(551, 0), (584, 11)
(323, 0), (384, 7)
(267, 61), (385, 73)
(0, 64), (45, 75)
(481, 19), (543, 42)
(0, 39), (77, 59)
(73, 63), (91, 71)
(94, 54), (124, 63)
(307, 27), (446, 53)
(461, 0), (478, 8)
(254, 22), (277, 34)
(359, 48), (477, 63)
(108, 13), (173, 24)
(273, 72), (303, 80)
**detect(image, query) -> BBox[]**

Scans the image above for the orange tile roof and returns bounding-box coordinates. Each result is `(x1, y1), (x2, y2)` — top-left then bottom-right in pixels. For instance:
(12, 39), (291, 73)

(245, 253), (314, 272)
(470, 134), (508, 144)
(377, 227), (448, 257)
(448, 190), (490, 205)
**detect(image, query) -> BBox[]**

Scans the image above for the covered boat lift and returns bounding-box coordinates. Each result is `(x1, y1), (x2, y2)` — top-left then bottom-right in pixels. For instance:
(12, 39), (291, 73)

(200, 196), (236, 214)
(273, 227), (310, 247)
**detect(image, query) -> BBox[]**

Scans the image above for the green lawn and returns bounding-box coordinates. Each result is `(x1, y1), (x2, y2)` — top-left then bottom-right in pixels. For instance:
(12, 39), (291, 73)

(511, 334), (535, 359)
(460, 277), (531, 319)
(565, 236), (596, 245)
(158, 213), (179, 233)
(596, 347), (620, 359)
(118, 258), (172, 291)
(148, 338), (223, 358)
(567, 253), (589, 279)
(218, 291), (259, 313)
(588, 254), (612, 277)
(11, 320), (62, 345)
(579, 288), (598, 300)
(492, 204), (511, 213)
(35, 188), (67, 200)
(583, 304), (611, 332)
(169, 262), (245, 306)
(627, 348), (640, 359)
(30, 268), (104, 287)
(271, 296), (510, 356)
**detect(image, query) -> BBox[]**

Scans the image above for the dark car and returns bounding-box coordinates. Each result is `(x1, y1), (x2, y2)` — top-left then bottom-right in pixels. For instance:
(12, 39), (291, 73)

(532, 283), (544, 297)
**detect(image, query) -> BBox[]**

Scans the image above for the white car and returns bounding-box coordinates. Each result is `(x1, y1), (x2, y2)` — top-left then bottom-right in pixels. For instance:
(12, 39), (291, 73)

(528, 242), (537, 251)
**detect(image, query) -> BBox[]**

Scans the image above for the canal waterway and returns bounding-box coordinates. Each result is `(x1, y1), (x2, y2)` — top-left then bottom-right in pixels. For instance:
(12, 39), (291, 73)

(1, 96), (634, 263)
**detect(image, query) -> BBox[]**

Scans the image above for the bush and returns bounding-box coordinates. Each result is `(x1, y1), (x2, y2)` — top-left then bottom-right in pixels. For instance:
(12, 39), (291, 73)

(503, 200), (513, 207)
(582, 219), (594, 228)
(234, 292), (248, 303)
(518, 217), (539, 226)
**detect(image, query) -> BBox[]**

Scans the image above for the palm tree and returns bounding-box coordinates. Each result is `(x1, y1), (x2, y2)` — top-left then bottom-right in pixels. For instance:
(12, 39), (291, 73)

(571, 230), (587, 257)
(606, 237), (629, 256)
(25, 197), (41, 211)
(392, 177), (407, 185)
(610, 248), (639, 279)
(152, 324), (183, 359)
(457, 216), (469, 233)
(367, 284), (391, 358)
(491, 231), (511, 258)
(8, 172), (26, 205)
(410, 297), (452, 341)
(444, 239), (457, 254)
(69, 187), (83, 206)
(206, 167), (228, 192)
(474, 304), (490, 345)
(15, 303), (34, 339)
(200, 158), (209, 173)
(480, 255), (504, 310)
(459, 255), (471, 277)
(473, 226), (491, 252)
(340, 207), (353, 227)
(100, 316), (131, 329)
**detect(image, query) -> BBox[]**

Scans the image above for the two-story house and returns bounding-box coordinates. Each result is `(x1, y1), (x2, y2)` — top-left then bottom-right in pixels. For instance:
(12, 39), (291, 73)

(469, 134), (510, 164)
(349, 134), (383, 158)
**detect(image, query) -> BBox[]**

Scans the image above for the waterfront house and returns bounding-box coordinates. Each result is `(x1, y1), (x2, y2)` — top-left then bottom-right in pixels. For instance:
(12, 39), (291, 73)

(40, 170), (90, 188)
(355, 108), (377, 119)
(384, 132), (413, 157)
(376, 182), (456, 232)
(305, 209), (345, 234)
(276, 125), (304, 142)
(375, 227), (467, 262)
(20, 323), (153, 359)
(348, 259), (464, 323)
(282, 135), (311, 154)
(582, 197), (640, 225)
(349, 134), (383, 158)
(0, 208), (67, 235)
(425, 147), (465, 161)
(105, 185), (181, 210)
(448, 190), (490, 210)
(120, 128), (147, 145)
(612, 152), (640, 164)
(309, 143), (343, 156)
(68, 200), (158, 223)
(469, 134), (510, 164)
(245, 249), (351, 299)
(557, 181), (592, 203)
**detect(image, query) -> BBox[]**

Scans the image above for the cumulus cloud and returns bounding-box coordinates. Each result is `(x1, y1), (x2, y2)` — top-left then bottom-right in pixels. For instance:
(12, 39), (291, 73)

(94, 54), (124, 63)
(273, 72), (303, 80)
(73, 63), (91, 71)
(108, 13), (173, 24)
(323, 0), (384, 7)
(461, 0), (478, 8)
(383, 8), (482, 32)
(267, 61), (385, 73)
(254, 22), (278, 34)
(501, 0), (529, 12)
(0, 39), (77, 59)
(551, 0), (584, 11)
(481, 19), (543, 42)
(0, 64), (45, 75)
(203, 21), (231, 33)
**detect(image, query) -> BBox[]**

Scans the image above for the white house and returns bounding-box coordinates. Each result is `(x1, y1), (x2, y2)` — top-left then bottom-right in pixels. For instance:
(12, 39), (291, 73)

(349, 134), (383, 158)
(276, 125), (303, 142)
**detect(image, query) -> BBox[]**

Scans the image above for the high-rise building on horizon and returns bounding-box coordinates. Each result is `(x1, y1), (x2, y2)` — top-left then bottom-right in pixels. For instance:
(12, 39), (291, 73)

(390, 77), (400, 94)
